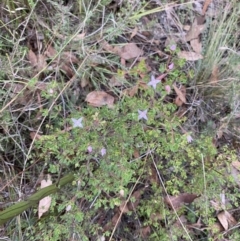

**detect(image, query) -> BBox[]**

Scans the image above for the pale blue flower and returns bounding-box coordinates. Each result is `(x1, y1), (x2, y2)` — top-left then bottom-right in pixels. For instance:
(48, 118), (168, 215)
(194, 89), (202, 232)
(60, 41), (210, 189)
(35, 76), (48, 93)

(170, 44), (176, 51)
(147, 75), (160, 89)
(71, 117), (83, 128)
(187, 135), (193, 143)
(101, 148), (106, 156)
(138, 109), (148, 120)
(87, 146), (93, 153)
(168, 63), (174, 70)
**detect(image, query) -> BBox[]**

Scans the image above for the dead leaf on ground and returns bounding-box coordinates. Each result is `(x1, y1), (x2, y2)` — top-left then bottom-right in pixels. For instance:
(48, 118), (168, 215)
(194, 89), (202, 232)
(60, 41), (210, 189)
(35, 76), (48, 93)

(30, 132), (42, 141)
(127, 189), (143, 211)
(139, 226), (151, 239)
(178, 51), (203, 61)
(130, 27), (138, 39)
(165, 193), (199, 210)
(28, 49), (38, 67)
(202, 0), (213, 15)
(217, 210), (237, 231)
(173, 83), (186, 106)
(62, 51), (79, 64)
(103, 211), (120, 232)
(73, 33), (85, 41)
(185, 16), (205, 42)
(122, 85), (139, 97)
(231, 161), (240, 171)
(190, 38), (202, 54)
(38, 175), (52, 219)
(44, 44), (57, 58)
(209, 65), (219, 85)
(119, 200), (130, 213)
(118, 43), (143, 60)
(5, 82), (25, 94)
(109, 75), (125, 87)
(36, 54), (47, 72)
(85, 91), (114, 108)
(230, 164), (240, 187)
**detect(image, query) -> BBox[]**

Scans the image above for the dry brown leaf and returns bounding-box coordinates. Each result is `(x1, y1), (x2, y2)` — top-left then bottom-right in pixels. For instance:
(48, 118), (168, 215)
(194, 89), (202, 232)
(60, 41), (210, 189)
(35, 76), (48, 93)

(202, 0), (213, 15)
(130, 27), (138, 39)
(150, 212), (163, 222)
(119, 201), (130, 213)
(109, 76), (125, 87)
(190, 38), (202, 54)
(178, 51), (203, 61)
(44, 44), (57, 58)
(73, 33), (85, 41)
(85, 91), (114, 108)
(173, 83), (186, 105)
(118, 43), (143, 60)
(185, 17), (205, 42)
(165, 193), (199, 210)
(139, 226), (151, 239)
(217, 211), (228, 231)
(30, 132), (42, 141)
(127, 189), (143, 211)
(100, 40), (116, 53)
(230, 164), (240, 187)
(123, 85), (139, 97)
(38, 175), (52, 218)
(28, 49), (38, 67)
(138, 81), (148, 89)
(60, 63), (74, 77)
(209, 65), (219, 85)
(231, 161), (240, 171)
(5, 83), (25, 94)
(133, 149), (140, 159)
(62, 51), (79, 64)
(36, 54), (47, 72)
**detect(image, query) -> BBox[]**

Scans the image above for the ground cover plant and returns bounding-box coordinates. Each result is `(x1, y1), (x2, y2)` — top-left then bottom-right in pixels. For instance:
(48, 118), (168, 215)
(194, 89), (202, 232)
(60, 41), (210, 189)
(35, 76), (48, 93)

(1, 0), (240, 240)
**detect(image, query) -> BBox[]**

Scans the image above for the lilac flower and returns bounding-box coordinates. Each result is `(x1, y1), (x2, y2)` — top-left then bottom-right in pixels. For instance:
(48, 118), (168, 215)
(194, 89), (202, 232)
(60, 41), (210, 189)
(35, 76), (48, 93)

(187, 135), (193, 143)
(170, 44), (176, 51)
(138, 109), (148, 120)
(165, 85), (171, 94)
(66, 205), (72, 212)
(71, 117), (83, 128)
(147, 75), (160, 89)
(101, 148), (106, 156)
(87, 146), (93, 153)
(168, 63), (174, 70)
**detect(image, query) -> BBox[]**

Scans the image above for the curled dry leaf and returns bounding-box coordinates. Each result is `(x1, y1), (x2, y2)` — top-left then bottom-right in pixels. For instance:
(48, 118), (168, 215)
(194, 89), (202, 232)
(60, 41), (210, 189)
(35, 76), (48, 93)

(209, 65), (219, 85)
(36, 54), (47, 72)
(190, 38), (202, 54)
(28, 49), (38, 67)
(217, 210), (237, 231)
(118, 43), (143, 60)
(130, 27), (138, 39)
(30, 132), (42, 141)
(38, 175), (52, 218)
(44, 44), (57, 58)
(231, 161), (240, 171)
(85, 91), (114, 108)
(178, 51), (203, 61)
(62, 51), (79, 64)
(139, 226), (151, 239)
(173, 83), (186, 106)
(185, 16), (205, 42)
(165, 193), (199, 210)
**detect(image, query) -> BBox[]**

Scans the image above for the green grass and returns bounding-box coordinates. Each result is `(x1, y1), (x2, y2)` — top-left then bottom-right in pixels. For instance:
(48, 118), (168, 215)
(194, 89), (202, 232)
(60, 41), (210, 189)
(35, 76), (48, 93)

(0, 0), (240, 240)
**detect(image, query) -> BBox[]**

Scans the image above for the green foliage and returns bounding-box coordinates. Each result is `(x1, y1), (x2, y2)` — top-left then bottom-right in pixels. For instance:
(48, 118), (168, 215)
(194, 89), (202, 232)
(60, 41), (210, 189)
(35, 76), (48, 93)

(26, 70), (223, 239)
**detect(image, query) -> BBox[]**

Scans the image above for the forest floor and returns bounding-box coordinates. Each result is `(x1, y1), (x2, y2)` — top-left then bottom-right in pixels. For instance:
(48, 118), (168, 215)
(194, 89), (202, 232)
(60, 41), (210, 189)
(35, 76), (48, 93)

(0, 1), (240, 240)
